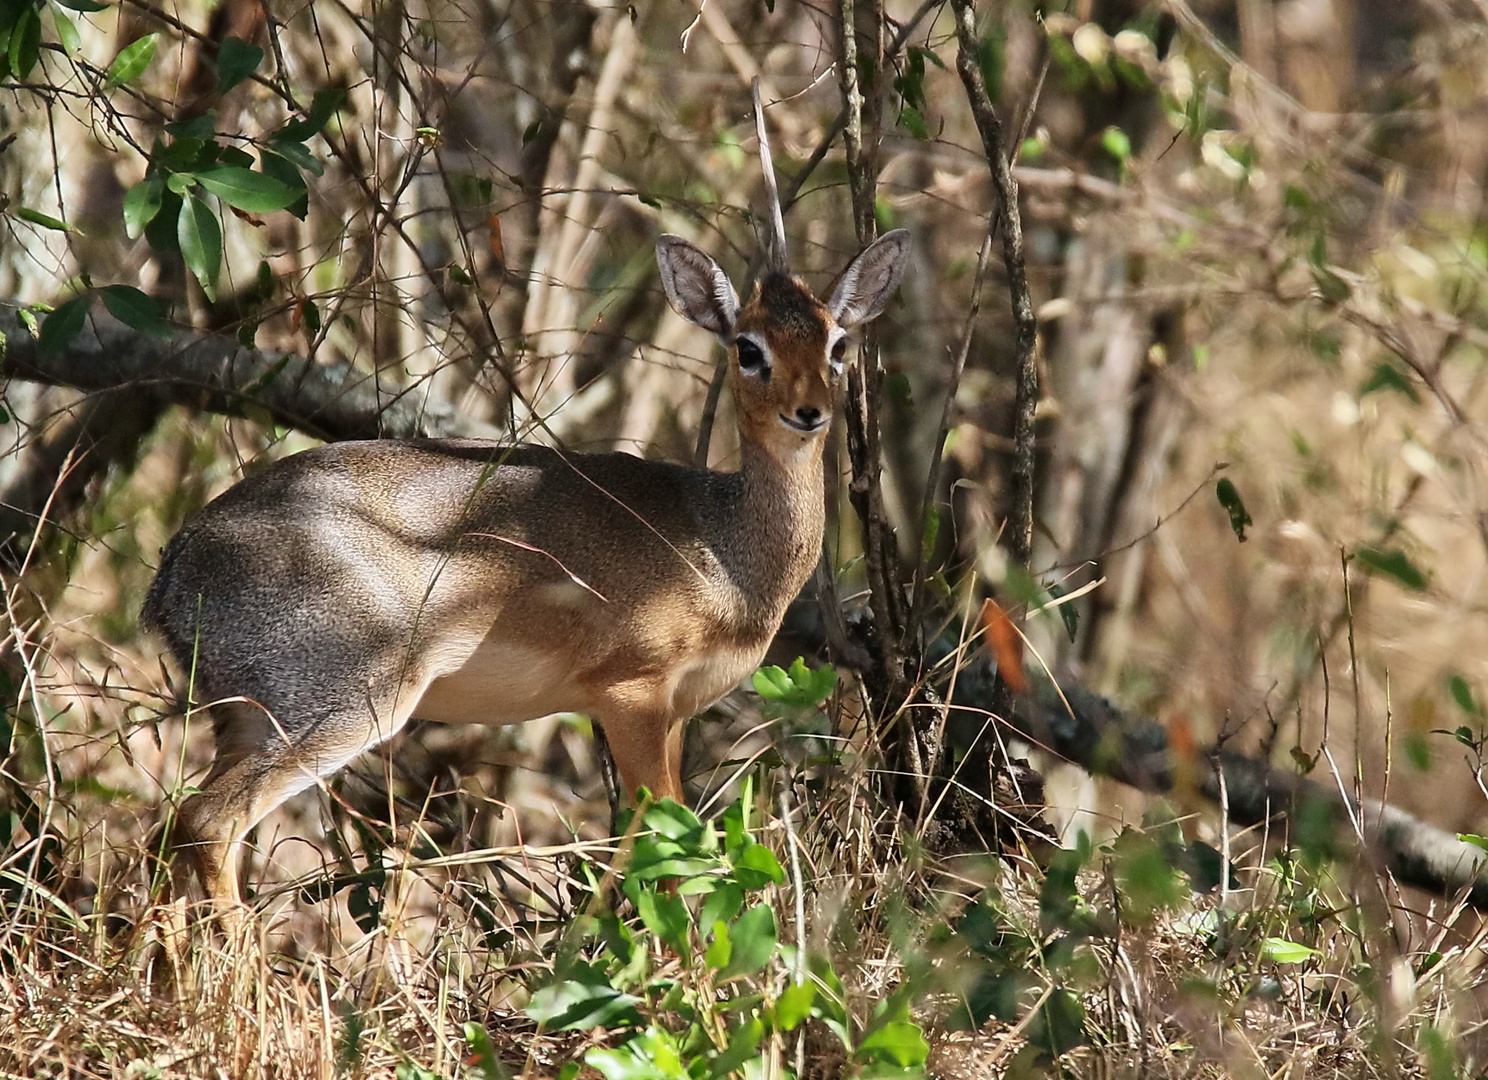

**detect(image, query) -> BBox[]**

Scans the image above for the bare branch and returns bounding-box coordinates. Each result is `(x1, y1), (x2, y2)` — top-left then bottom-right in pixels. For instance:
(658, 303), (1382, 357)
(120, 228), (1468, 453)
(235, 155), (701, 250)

(951, 0), (1039, 571)
(0, 302), (494, 444)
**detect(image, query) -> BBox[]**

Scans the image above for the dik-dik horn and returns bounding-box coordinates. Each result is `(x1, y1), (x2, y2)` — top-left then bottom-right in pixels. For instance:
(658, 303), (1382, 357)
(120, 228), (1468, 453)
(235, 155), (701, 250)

(142, 85), (911, 910)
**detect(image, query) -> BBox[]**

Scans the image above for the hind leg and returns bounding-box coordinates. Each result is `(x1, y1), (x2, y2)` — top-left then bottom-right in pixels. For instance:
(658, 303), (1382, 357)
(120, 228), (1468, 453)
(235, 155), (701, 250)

(175, 696), (412, 915)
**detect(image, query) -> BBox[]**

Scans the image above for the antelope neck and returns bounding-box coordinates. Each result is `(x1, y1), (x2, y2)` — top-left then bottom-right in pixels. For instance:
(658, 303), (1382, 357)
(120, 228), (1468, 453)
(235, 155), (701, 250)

(716, 435), (826, 615)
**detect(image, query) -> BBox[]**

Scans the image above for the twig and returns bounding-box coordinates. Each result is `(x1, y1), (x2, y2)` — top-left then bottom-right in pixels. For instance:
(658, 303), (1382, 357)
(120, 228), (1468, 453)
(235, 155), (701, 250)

(838, 0), (908, 689)
(951, 0), (1039, 571)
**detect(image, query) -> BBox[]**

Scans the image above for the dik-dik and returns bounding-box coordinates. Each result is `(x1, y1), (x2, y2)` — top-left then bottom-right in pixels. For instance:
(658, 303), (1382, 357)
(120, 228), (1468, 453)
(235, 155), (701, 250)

(144, 158), (909, 910)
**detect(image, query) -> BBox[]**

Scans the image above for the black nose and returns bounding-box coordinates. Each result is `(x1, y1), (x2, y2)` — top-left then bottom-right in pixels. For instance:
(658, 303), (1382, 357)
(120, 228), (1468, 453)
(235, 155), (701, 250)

(795, 406), (822, 428)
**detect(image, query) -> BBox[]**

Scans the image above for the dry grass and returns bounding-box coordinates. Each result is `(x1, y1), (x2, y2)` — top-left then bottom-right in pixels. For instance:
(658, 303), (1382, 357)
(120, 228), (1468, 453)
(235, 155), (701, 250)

(3, 583), (1487, 1080)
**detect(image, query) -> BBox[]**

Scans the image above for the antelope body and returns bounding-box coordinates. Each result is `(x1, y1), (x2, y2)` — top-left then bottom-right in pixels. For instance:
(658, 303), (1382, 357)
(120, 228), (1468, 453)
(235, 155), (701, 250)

(143, 225), (910, 908)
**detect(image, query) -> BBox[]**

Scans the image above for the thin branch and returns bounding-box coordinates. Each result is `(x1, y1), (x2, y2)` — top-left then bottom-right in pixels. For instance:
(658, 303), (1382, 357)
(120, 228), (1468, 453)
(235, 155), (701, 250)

(951, 0), (1039, 570)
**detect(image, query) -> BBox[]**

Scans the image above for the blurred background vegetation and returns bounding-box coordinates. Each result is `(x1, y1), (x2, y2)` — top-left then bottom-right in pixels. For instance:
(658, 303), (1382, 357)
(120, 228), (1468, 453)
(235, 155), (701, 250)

(2, 0), (1488, 1073)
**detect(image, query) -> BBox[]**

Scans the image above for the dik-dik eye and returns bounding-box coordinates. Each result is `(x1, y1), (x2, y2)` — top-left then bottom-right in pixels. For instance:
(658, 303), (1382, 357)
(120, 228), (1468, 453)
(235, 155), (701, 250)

(828, 332), (848, 375)
(736, 336), (770, 380)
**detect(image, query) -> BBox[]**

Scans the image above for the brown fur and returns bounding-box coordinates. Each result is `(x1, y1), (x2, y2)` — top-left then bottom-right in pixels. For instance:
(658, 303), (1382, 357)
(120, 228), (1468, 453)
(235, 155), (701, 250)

(141, 231), (910, 910)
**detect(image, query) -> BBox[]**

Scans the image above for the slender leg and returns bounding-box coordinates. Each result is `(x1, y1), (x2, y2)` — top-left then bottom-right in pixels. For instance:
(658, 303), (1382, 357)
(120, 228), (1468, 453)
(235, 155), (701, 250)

(601, 711), (686, 804)
(174, 696), (412, 918)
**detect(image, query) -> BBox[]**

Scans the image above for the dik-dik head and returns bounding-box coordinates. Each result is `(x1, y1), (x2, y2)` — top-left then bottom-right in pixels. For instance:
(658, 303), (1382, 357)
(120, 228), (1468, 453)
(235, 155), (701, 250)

(655, 229), (911, 456)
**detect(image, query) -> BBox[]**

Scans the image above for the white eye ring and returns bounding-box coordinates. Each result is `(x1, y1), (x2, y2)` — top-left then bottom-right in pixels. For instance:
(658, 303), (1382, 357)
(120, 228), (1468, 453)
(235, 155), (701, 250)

(827, 329), (849, 374)
(735, 333), (773, 377)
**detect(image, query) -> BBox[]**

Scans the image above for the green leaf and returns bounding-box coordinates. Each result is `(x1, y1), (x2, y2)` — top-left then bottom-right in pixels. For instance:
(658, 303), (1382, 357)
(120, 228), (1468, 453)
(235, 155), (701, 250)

(704, 919), (731, 970)
(165, 112), (219, 140)
(347, 876), (382, 933)
(257, 150), (310, 217)
(787, 655), (811, 688)
(920, 503), (940, 564)
(277, 87), (346, 143)
(1018, 135), (1045, 161)
(1112, 828), (1187, 924)
(1215, 478), (1252, 542)
(1312, 266), (1351, 305)
(808, 662), (838, 703)
(976, 26), (1005, 102)
(955, 896), (1006, 958)
(1405, 732), (1432, 769)
(898, 106), (928, 141)
(1184, 74), (1210, 137)
(775, 980), (815, 1030)
(8, 8), (40, 80)
(855, 1021), (929, 1067)
(1025, 989), (1086, 1057)
(731, 841), (784, 890)
(634, 887), (690, 954)
(100, 285), (171, 339)
(1038, 844), (1088, 935)
(720, 904), (776, 980)
(219, 146), (255, 169)
(266, 136), (324, 176)
(641, 798), (707, 843)
(196, 166), (301, 213)
(461, 1022), (511, 1080)
(586, 1027), (688, 1080)
(157, 137), (212, 174)
(177, 192), (222, 301)
(914, 43), (946, 70)
(752, 666), (793, 701)
(526, 974), (643, 1031)
(1101, 125), (1131, 162)
(1045, 581), (1078, 642)
(698, 882), (743, 930)
(106, 32), (158, 87)
(708, 1017), (763, 1080)
(1449, 675), (1483, 718)
(1358, 361), (1420, 403)
(216, 36), (263, 94)
(16, 207), (70, 232)
(1180, 839), (1234, 894)
(37, 294), (90, 359)
(1356, 545), (1427, 591)
(122, 176), (164, 239)
(1458, 833), (1488, 852)
(945, 969), (1019, 1030)
(1261, 937), (1319, 964)
(300, 297), (321, 335)
(51, 8), (80, 57)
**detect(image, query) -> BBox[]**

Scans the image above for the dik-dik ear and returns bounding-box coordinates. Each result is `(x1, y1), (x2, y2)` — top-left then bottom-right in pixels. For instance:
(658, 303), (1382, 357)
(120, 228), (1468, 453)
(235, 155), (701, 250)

(656, 234), (741, 341)
(826, 229), (911, 329)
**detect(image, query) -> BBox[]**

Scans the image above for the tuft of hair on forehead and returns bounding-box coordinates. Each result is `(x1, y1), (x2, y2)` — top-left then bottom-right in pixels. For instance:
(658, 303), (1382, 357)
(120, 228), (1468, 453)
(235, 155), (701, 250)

(752, 272), (828, 339)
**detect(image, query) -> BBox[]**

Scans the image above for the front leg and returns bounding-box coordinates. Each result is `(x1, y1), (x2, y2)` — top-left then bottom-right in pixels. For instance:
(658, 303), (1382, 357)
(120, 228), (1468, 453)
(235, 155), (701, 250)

(600, 709), (687, 805)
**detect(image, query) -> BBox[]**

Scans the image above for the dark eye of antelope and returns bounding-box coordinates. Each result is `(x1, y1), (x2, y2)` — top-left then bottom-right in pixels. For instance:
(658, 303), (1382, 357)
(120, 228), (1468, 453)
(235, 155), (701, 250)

(736, 336), (770, 380)
(829, 335), (848, 374)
